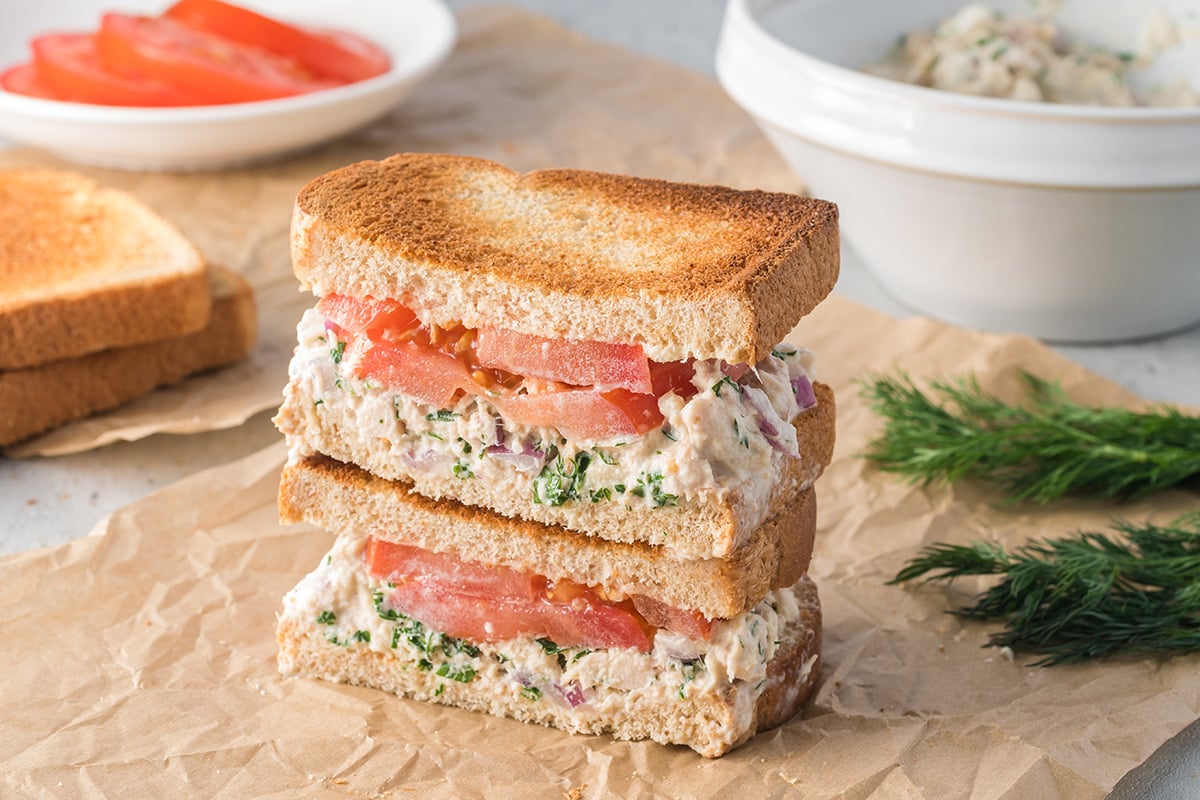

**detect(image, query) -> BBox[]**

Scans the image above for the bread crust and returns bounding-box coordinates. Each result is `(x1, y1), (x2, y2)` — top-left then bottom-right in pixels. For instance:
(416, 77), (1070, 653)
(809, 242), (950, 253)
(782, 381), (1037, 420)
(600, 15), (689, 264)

(276, 574), (821, 758)
(0, 169), (210, 369)
(290, 154), (839, 364)
(277, 380), (834, 560)
(280, 453), (817, 620)
(0, 266), (256, 447)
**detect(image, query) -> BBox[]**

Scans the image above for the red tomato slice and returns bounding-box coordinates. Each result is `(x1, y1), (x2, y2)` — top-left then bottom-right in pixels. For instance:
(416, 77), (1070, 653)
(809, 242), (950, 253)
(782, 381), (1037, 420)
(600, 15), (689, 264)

(494, 387), (663, 440)
(631, 595), (715, 640)
(364, 539), (654, 651)
(164, 0), (390, 84)
(96, 13), (342, 104)
(476, 327), (653, 393)
(0, 63), (60, 101)
(318, 294), (419, 341)
(649, 359), (697, 399)
(29, 33), (201, 106)
(365, 540), (541, 601)
(355, 338), (473, 407)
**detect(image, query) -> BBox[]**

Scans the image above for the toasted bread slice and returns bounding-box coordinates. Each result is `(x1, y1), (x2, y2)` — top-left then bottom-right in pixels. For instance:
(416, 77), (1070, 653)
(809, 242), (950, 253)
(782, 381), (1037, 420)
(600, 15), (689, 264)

(0, 266), (256, 448)
(280, 453), (817, 621)
(0, 169), (210, 369)
(277, 377), (834, 561)
(277, 533), (821, 758)
(290, 154), (839, 364)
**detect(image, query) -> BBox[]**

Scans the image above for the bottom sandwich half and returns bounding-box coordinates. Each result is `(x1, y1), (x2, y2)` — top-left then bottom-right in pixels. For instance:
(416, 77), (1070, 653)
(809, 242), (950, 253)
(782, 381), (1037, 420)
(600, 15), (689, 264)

(277, 530), (821, 758)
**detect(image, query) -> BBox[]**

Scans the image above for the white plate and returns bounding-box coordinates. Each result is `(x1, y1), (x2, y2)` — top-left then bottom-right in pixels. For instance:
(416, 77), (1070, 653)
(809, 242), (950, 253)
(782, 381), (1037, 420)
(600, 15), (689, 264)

(0, 0), (456, 171)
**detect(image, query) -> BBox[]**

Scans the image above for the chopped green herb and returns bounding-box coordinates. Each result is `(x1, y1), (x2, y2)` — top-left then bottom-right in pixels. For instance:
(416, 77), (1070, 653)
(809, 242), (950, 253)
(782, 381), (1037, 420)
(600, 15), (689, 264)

(436, 663), (478, 683)
(661, 425), (678, 442)
(426, 410), (459, 422)
(592, 447), (618, 466)
(316, 610), (336, 625)
(678, 657), (704, 699)
(417, 658), (433, 672)
(434, 684), (444, 697)
(991, 44), (1008, 60)
(532, 450), (591, 506)
(427, 431), (444, 441)
(353, 630), (371, 643)
(391, 627), (402, 648)
(373, 590), (401, 621)
(630, 471), (677, 508)
(589, 487), (613, 503)
(771, 346), (798, 360)
(453, 461), (474, 479)
(712, 375), (742, 397)
(614, 483), (626, 494)
(520, 686), (542, 701)
(457, 437), (473, 454)
(330, 340), (346, 364)
(314, 399), (324, 407)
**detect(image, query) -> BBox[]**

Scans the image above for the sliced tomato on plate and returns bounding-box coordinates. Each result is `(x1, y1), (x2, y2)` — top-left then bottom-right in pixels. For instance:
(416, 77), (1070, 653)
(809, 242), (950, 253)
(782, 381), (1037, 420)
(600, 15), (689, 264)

(96, 13), (341, 104)
(0, 63), (60, 101)
(476, 326), (653, 393)
(494, 387), (663, 440)
(164, 0), (390, 84)
(648, 358), (697, 399)
(28, 33), (201, 106)
(364, 539), (654, 651)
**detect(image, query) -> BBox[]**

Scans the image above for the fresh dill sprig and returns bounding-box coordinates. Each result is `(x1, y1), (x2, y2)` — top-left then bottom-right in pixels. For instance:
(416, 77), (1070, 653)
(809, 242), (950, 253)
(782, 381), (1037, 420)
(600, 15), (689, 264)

(891, 513), (1200, 665)
(861, 370), (1200, 503)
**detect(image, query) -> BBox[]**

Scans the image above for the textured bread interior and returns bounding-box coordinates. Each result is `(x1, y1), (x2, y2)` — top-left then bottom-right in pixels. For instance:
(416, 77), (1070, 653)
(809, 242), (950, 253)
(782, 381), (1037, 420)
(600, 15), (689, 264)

(276, 380), (835, 561)
(276, 574), (821, 758)
(0, 168), (210, 369)
(280, 453), (817, 620)
(0, 266), (256, 448)
(290, 154), (840, 364)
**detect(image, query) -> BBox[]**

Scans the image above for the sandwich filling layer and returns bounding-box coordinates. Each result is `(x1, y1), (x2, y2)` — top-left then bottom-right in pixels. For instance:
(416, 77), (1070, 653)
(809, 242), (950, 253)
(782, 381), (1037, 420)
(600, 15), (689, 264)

(279, 532), (819, 736)
(280, 298), (820, 540)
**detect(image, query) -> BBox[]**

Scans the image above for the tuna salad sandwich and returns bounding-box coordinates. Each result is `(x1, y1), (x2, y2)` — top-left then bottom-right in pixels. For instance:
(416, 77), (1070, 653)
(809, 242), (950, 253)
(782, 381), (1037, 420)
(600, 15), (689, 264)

(273, 153), (839, 756)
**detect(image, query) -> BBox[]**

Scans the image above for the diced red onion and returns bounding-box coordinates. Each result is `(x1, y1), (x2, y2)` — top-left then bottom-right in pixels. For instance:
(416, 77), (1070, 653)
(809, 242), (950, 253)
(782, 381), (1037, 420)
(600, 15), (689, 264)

(744, 387), (799, 458)
(554, 681), (588, 709)
(485, 444), (547, 474)
(512, 669), (536, 688)
(792, 374), (817, 409)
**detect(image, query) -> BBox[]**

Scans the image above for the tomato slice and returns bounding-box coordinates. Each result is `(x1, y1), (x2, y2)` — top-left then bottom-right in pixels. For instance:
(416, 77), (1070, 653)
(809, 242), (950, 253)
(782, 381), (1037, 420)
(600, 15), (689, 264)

(29, 33), (201, 106)
(476, 327), (653, 393)
(631, 595), (715, 640)
(355, 338), (473, 407)
(96, 13), (342, 104)
(649, 358), (697, 399)
(494, 387), (663, 440)
(0, 63), (60, 101)
(364, 539), (654, 652)
(164, 0), (390, 84)
(318, 294), (419, 341)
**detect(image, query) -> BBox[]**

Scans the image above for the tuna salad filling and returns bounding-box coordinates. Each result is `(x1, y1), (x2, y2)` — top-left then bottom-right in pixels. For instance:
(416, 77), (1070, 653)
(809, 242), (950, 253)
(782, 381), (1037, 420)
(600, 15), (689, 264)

(281, 296), (820, 519)
(280, 533), (817, 721)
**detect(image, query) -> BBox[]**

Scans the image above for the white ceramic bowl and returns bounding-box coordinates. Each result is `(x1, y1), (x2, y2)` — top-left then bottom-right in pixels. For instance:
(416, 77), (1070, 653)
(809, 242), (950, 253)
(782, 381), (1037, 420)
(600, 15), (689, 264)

(716, 0), (1200, 342)
(0, 0), (456, 171)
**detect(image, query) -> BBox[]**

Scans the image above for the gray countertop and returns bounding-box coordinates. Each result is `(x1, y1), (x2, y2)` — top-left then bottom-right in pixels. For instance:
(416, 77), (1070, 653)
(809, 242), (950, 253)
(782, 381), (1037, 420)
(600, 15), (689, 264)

(1, 2), (1197, 795)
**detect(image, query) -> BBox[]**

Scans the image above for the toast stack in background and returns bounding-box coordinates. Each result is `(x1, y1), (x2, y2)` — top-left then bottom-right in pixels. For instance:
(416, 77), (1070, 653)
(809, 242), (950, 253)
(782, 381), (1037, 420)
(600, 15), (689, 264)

(0, 169), (257, 447)
(274, 154), (839, 757)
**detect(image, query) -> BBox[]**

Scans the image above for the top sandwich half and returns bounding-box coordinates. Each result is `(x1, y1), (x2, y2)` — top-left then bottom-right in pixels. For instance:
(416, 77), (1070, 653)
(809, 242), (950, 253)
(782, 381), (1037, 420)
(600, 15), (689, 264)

(291, 154), (839, 365)
(280, 154), (839, 559)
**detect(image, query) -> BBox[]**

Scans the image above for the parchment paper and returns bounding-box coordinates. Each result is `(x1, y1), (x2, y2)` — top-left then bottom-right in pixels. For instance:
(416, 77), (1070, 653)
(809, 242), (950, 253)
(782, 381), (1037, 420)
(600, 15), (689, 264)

(2, 6), (1198, 799)
(2, 4), (796, 457)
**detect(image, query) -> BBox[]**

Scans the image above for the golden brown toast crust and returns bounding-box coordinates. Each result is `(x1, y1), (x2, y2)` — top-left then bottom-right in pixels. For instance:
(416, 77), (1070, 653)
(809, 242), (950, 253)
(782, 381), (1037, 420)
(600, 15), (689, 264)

(0, 169), (210, 369)
(0, 266), (256, 448)
(280, 452), (817, 620)
(291, 154), (840, 363)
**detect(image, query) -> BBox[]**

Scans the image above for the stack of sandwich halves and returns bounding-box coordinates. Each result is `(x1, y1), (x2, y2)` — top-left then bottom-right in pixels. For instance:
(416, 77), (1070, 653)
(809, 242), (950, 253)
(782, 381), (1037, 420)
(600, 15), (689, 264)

(274, 154), (839, 757)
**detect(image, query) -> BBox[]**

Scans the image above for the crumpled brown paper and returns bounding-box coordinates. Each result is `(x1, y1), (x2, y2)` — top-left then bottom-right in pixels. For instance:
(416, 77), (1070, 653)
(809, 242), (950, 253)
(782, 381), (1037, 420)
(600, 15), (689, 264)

(2, 6), (1198, 799)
